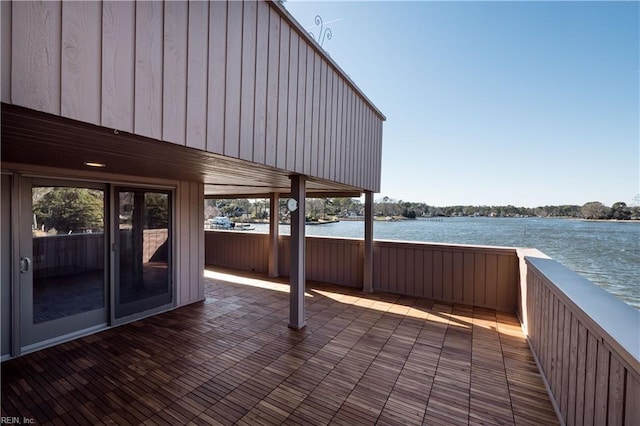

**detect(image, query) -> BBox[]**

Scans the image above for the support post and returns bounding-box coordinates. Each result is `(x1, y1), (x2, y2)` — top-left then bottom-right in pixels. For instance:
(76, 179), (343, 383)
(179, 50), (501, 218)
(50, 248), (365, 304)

(268, 192), (280, 278)
(289, 175), (306, 329)
(363, 191), (374, 293)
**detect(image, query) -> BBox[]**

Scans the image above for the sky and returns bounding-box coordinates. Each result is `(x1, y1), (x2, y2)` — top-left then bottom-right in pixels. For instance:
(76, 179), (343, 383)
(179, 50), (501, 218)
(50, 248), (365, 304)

(284, 1), (640, 208)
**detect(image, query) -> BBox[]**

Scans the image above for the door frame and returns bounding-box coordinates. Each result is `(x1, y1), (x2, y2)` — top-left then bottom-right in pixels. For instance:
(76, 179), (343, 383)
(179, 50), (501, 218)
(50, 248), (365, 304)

(5, 170), (178, 357)
(111, 186), (175, 323)
(18, 177), (110, 352)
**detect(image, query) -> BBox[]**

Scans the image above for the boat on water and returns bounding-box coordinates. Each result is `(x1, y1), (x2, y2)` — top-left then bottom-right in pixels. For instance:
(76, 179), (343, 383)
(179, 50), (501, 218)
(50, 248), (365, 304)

(206, 217), (255, 231)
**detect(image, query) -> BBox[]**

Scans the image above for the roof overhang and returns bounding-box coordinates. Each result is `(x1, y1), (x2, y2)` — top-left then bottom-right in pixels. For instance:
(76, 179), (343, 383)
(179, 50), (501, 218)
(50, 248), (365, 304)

(1, 104), (363, 198)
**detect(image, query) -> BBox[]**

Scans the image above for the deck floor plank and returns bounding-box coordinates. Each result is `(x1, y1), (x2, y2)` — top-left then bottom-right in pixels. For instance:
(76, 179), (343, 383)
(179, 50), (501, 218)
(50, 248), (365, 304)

(1, 268), (558, 425)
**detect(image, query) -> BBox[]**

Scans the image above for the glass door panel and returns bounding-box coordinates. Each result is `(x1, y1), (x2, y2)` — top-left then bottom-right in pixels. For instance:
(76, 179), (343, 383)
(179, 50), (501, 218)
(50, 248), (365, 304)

(115, 189), (172, 318)
(20, 180), (107, 347)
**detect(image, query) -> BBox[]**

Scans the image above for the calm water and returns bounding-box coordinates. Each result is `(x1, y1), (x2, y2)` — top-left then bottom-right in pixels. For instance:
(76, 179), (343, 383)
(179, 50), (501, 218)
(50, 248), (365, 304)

(250, 217), (640, 309)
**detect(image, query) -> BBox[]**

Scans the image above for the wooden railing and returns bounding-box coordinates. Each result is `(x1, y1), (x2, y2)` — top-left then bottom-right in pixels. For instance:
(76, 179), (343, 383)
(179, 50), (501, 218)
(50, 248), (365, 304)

(34, 229), (169, 277)
(204, 231), (519, 311)
(521, 254), (639, 426)
(373, 239), (518, 312)
(33, 233), (104, 277)
(204, 231), (363, 288)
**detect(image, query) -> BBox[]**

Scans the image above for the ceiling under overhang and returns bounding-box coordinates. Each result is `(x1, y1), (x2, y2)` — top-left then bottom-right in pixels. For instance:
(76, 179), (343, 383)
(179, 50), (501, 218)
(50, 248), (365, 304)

(1, 104), (362, 198)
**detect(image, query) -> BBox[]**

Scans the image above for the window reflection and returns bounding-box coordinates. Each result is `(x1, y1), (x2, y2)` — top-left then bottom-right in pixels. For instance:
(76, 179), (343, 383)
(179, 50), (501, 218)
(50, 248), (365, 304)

(32, 187), (105, 323)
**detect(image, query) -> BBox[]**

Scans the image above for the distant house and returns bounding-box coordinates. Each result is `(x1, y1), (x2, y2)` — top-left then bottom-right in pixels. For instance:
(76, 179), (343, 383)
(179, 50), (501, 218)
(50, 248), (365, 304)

(1, 0), (385, 359)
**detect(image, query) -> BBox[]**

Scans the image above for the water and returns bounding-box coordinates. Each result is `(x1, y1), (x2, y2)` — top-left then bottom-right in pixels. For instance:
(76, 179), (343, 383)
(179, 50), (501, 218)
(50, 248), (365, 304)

(249, 217), (640, 309)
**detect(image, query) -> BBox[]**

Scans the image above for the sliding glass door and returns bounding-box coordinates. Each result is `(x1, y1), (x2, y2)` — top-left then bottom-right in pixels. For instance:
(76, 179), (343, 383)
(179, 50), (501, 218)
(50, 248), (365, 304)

(114, 188), (172, 318)
(20, 179), (108, 347)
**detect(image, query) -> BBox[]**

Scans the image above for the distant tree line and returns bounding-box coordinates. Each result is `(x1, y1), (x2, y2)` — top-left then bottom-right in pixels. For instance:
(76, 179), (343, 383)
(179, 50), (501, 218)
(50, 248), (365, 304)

(205, 197), (640, 221)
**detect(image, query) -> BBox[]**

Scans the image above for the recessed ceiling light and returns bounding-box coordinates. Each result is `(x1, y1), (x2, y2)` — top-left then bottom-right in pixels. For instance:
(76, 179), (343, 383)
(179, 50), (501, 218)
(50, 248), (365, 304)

(84, 162), (106, 168)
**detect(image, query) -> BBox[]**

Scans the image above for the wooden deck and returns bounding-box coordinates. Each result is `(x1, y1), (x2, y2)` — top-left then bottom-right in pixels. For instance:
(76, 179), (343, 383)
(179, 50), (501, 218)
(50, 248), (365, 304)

(1, 268), (558, 425)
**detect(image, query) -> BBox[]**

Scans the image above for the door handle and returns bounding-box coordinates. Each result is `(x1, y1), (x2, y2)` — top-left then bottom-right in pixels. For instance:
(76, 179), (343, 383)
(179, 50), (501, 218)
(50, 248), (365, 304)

(20, 257), (31, 273)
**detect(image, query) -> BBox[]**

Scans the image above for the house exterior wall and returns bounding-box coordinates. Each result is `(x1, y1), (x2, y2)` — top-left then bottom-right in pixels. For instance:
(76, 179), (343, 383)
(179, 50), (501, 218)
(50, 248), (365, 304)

(1, 0), (384, 192)
(0, 165), (204, 357)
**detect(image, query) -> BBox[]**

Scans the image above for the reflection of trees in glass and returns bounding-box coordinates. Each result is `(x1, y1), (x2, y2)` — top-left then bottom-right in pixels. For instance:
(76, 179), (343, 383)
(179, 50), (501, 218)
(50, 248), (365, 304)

(33, 187), (104, 233)
(144, 193), (169, 229)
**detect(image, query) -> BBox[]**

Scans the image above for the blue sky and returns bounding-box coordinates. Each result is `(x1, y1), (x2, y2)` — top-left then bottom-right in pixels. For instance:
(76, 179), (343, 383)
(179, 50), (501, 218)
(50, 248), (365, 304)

(284, 1), (639, 208)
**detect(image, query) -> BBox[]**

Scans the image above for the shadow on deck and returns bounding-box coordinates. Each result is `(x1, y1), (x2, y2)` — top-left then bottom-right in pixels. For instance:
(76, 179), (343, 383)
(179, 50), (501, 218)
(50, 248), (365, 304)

(1, 268), (558, 425)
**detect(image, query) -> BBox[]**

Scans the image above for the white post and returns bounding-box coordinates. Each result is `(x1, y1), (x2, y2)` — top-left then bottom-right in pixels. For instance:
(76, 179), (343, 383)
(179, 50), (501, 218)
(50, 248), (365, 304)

(363, 190), (374, 293)
(289, 175), (306, 329)
(268, 192), (279, 278)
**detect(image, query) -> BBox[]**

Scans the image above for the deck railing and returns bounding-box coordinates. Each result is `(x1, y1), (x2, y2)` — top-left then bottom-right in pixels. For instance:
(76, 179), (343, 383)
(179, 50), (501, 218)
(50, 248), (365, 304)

(33, 229), (169, 277)
(521, 253), (639, 426)
(205, 231), (519, 311)
(204, 230), (639, 425)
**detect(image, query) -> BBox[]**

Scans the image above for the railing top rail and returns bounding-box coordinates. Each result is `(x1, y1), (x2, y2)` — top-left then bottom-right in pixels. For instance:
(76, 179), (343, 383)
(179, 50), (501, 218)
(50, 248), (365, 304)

(526, 256), (640, 372)
(204, 230), (520, 254)
(373, 238), (519, 254)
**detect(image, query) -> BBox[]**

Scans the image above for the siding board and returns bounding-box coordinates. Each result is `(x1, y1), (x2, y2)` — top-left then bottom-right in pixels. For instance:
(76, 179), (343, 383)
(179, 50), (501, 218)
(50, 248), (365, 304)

(324, 70), (334, 179)
(335, 78), (343, 183)
(358, 98), (365, 187)
(452, 252), (463, 302)
(594, 342), (610, 425)
(583, 332), (598, 426)
(101, 1), (134, 132)
(625, 373), (640, 426)
(264, 8), (280, 167)
(178, 181), (190, 305)
(189, 182), (199, 302)
(485, 253), (497, 308)
(1, 0), (10, 103)
(224, 0), (243, 157)
(162, 1), (188, 145)
(317, 60), (327, 179)
(186, 0), (209, 151)
(276, 20), (289, 169)
(310, 52), (321, 176)
(135, 0), (163, 140)
(61, 1), (101, 125)
(331, 72), (339, 180)
(207, 0), (227, 154)
(12, 1), (61, 115)
(560, 306), (571, 419)
(607, 355), (624, 426)
(463, 252), (474, 305)
(433, 250), (443, 300)
(285, 32), (299, 170)
(253, 1), (269, 164)
(239, 0), (257, 161)
(473, 253), (486, 305)
(295, 41), (307, 172)
(303, 49), (314, 174)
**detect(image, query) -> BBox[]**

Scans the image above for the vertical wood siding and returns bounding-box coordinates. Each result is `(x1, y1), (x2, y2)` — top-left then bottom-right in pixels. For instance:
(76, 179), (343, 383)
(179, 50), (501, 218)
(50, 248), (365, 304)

(204, 232), (519, 310)
(176, 181), (205, 306)
(524, 258), (639, 426)
(135, 0), (164, 140)
(2, 0), (384, 192)
(11, 1), (61, 115)
(101, 1), (135, 132)
(373, 241), (519, 311)
(1, 0), (11, 104)
(61, 1), (102, 125)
